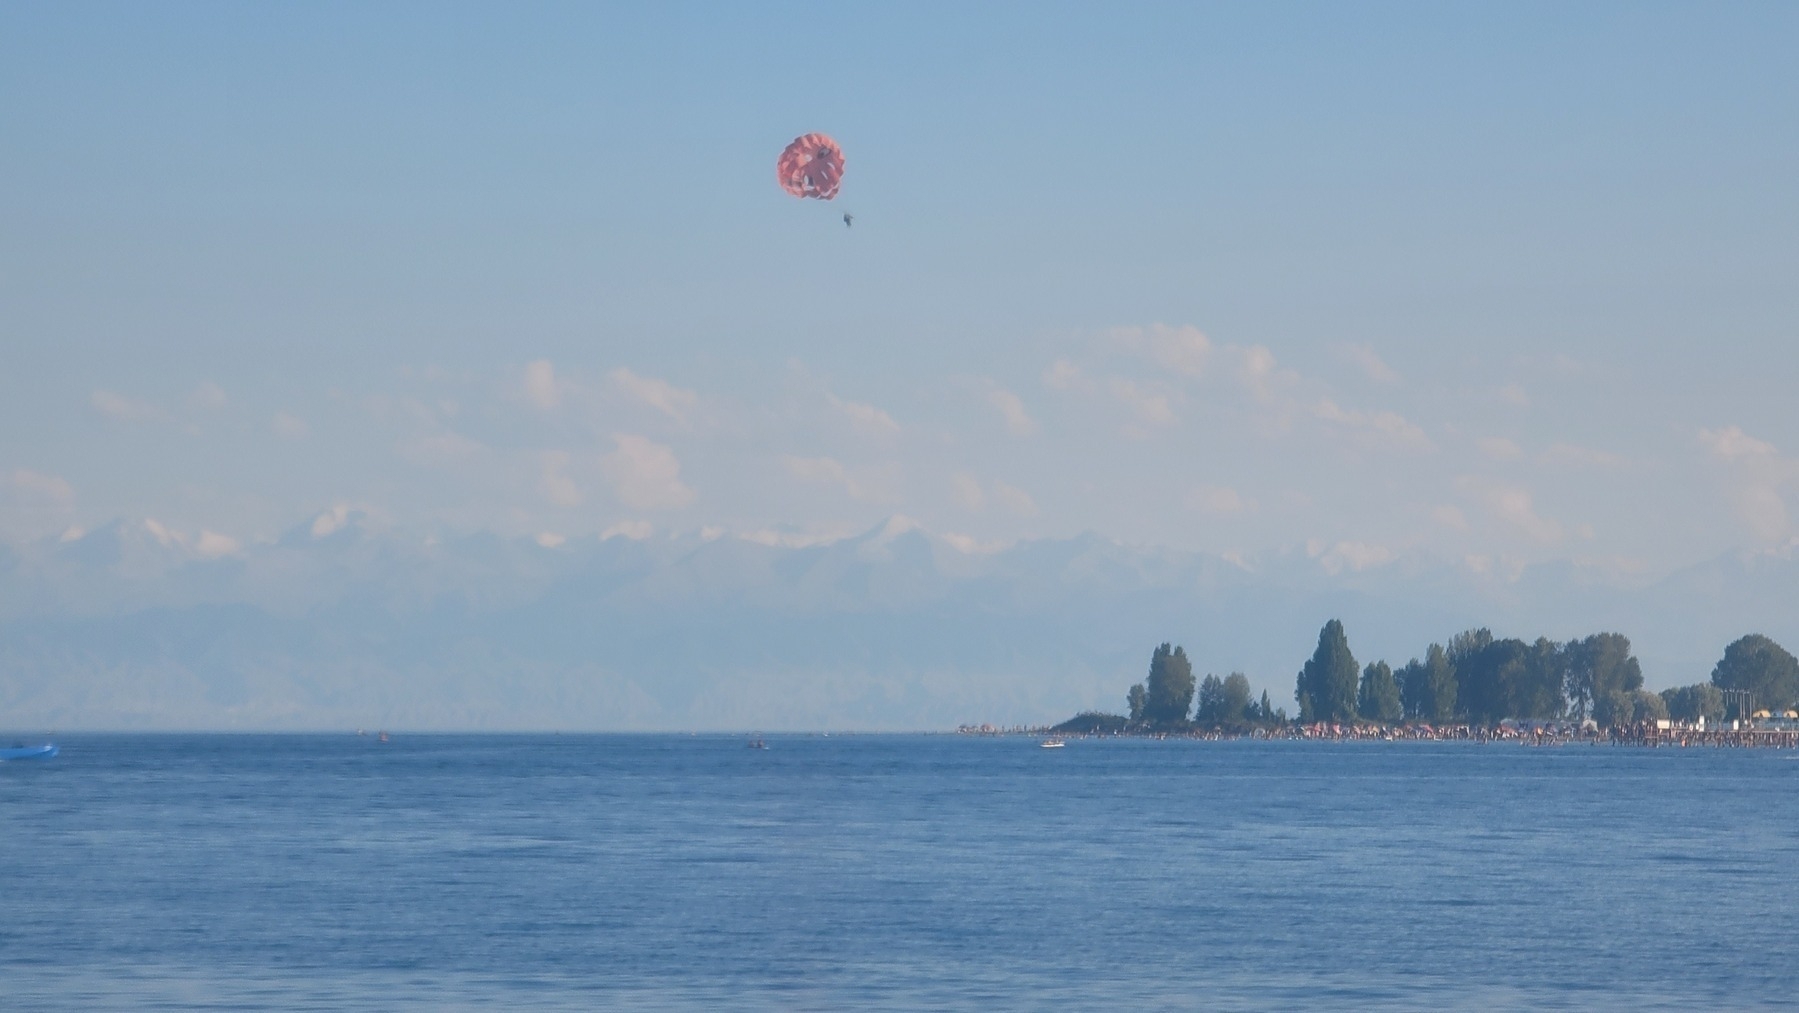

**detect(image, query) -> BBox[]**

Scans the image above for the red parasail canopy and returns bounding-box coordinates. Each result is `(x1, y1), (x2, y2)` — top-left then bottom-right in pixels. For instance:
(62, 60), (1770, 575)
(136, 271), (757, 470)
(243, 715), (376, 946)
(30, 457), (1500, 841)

(776, 133), (845, 200)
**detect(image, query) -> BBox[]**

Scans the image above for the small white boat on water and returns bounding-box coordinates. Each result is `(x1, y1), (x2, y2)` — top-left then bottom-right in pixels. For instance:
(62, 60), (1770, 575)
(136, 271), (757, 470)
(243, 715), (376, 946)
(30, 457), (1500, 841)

(0, 743), (57, 761)
(1039, 737), (1065, 749)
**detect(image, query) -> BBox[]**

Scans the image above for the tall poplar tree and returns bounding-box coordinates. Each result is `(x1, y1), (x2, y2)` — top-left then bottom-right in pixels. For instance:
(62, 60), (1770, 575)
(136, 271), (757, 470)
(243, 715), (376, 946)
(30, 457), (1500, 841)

(1221, 673), (1253, 724)
(1358, 660), (1402, 723)
(1514, 637), (1569, 719)
(1297, 620), (1359, 722)
(1398, 658), (1427, 720)
(1425, 643), (1458, 723)
(1143, 643), (1196, 724)
(1195, 674), (1225, 723)
(1448, 629), (1501, 721)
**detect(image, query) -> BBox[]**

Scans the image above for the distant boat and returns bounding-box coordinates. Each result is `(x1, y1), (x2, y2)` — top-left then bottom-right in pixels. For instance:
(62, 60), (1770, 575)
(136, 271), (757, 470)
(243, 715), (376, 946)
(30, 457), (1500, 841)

(1039, 738), (1065, 749)
(1, 743), (58, 761)
(748, 736), (768, 749)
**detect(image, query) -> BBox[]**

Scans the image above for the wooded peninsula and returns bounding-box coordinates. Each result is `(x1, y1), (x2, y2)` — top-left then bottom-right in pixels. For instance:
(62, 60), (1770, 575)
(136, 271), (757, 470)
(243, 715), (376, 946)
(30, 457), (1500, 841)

(1050, 622), (1799, 736)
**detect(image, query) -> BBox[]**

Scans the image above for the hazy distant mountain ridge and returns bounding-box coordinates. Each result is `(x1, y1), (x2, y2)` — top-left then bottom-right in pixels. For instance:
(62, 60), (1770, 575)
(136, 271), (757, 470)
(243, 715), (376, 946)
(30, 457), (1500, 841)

(1, 516), (1795, 730)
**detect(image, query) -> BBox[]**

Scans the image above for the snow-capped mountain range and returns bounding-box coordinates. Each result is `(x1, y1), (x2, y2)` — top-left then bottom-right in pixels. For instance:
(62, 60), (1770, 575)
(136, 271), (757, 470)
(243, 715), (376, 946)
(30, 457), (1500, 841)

(3, 514), (1794, 730)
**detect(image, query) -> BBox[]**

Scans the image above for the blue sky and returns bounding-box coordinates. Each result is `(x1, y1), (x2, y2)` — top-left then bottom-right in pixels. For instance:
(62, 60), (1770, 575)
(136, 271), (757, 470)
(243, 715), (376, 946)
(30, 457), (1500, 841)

(5, 1), (1798, 575)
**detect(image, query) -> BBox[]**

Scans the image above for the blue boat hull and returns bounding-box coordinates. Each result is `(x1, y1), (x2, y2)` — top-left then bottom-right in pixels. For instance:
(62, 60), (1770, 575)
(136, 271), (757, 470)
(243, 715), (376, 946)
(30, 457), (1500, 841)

(0, 744), (58, 761)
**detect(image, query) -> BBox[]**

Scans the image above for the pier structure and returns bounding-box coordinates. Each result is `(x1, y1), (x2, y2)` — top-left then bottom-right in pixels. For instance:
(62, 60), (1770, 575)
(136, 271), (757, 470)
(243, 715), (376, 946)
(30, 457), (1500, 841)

(1615, 723), (1799, 748)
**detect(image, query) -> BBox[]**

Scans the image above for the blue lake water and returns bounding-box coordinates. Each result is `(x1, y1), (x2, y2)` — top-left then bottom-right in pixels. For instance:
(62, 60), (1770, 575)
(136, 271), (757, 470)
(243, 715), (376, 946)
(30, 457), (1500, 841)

(4, 734), (1797, 1009)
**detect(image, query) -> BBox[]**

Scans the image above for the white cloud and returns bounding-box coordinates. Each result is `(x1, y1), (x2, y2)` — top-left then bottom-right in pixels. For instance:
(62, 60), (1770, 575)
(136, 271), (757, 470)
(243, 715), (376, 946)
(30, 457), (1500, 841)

(1112, 323), (1213, 378)
(397, 397), (441, 428)
(610, 367), (697, 425)
(1479, 436), (1524, 461)
(1540, 442), (1625, 469)
(398, 431), (486, 466)
(142, 518), (179, 547)
(1431, 505), (1470, 531)
(6, 469), (75, 504)
(985, 386), (1037, 436)
(1231, 345), (1285, 402)
(1110, 326), (1302, 409)
(600, 520), (654, 541)
(1547, 353), (1584, 377)
(1340, 343), (1401, 385)
(951, 472), (985, 510)
(90, 389), (163, 422)
(827, 393), (900, 436)
(941, 532), (1009, 555)
(1497, 383), (1530, 408)
(991, 480), (1037, 517)
(852, 515), (925, 561)
(949, 473), (1036, 516)
(189, 382), (228, 410)
(1108, 377), (1176, 428)
(1307, 539), (1395, 575)
(1186, 485), (1252, 515)
(539, 450), (584, 508)
(311, 505), (351, 538)
(1700, 426), (1778, 461)
(195, 530), (241, 558)
(127, 519), (246, 560)
(783, 455), (894, 503)
(1055, 329), (1321, 443)
(1042, 359), (1083, 391)
(602, 435), (695, 510)
(0, 469), (77, 540)
(786, 455), (848, 485)
(1312, 399), (1431, 450)
(272, 412), (309, 440)
(1461, 478), (1563, 543)
(1492, 488), (1561, 542)
(1700, 427), (1796, 541)
(1735, 486), (1789, 541)
(737, 524), (858, 549)
(535, 532), (567, 549)
(523, 359), (561, 410)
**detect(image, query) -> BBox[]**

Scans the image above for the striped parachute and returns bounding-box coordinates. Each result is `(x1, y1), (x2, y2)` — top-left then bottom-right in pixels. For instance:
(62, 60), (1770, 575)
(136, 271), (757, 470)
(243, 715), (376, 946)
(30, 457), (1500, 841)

(776, 133), (845, 200)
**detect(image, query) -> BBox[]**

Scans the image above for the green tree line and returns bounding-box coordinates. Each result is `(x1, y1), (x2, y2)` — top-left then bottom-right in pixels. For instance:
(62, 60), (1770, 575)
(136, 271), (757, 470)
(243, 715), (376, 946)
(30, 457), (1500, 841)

(1064, 625), (1799, 731)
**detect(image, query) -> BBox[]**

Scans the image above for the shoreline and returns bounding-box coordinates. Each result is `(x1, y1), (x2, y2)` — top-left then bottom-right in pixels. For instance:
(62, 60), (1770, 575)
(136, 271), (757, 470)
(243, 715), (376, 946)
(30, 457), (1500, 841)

(961, 722), (1799, 748)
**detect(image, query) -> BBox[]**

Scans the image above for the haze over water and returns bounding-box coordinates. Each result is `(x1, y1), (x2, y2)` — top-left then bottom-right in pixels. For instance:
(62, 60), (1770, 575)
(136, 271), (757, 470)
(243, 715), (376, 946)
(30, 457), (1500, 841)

(7, 735), (1796, 1010)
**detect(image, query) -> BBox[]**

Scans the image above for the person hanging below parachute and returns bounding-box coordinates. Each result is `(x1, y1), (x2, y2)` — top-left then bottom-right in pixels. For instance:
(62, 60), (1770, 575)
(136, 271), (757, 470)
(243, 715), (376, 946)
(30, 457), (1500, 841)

(842, 213), (853, 228)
